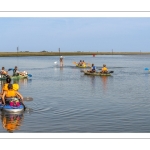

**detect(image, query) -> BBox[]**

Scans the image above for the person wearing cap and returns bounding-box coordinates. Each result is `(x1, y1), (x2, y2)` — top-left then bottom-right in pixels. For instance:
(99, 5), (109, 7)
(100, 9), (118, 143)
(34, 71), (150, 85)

(87, 64), (96, 73)
(100, 64), (108, 73)
(60, 56), (64, 67)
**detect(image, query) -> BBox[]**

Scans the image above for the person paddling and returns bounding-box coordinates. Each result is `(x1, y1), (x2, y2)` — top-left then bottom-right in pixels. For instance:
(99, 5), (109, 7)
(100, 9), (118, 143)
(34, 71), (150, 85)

(2, 83), (23, 105)
(0, 67), (9, 77)
(13, 66), (27, 76)
(87, 64), (96, 73)
(100, 64), (108, 73)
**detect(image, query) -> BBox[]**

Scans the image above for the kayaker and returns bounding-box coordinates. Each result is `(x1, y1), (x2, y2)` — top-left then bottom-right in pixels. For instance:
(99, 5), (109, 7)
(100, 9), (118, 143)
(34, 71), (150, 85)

(87, 64), (96, 73)
(78, 60), (82, 66)
(82, 60), (86, 67)
(100, 64), (108, 73)
(0, 67), (9, 77)
(0, 77), (12, 101)
(1, 77), (19, 94)
(13, 66), (27, 76)
(60, 56), (64, 67)
(2, 83), (23, 105)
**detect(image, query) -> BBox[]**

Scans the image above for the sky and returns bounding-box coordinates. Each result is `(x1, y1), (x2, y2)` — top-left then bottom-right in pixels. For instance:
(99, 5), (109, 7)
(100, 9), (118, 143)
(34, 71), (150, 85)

(1, 17), (150, 52)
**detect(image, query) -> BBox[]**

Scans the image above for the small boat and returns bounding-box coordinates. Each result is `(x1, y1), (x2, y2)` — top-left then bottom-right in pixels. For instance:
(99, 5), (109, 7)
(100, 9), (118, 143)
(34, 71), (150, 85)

(0, 104), (25, 113)
(0, 74), (28, 80)
(0, 98), (25, 113)
(84, 70), (114, 76)
(73, 62), (91, 68)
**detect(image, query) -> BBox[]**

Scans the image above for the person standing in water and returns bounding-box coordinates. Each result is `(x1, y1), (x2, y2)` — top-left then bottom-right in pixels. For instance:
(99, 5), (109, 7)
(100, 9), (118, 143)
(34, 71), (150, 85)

(60, 56), (64, 67)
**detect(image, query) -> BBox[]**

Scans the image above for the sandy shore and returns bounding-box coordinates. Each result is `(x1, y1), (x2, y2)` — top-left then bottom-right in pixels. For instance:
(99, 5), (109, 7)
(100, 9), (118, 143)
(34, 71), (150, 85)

(0, 51), (150, 57)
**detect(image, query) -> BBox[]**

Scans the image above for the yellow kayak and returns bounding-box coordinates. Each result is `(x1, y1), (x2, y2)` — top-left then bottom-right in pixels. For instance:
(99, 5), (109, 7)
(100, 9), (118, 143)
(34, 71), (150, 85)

(72, 62), (91, 68)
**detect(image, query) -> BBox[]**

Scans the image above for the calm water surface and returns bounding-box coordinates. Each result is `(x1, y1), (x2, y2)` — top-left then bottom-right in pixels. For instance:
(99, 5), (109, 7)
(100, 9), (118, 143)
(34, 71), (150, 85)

(0, 55), (150, 133)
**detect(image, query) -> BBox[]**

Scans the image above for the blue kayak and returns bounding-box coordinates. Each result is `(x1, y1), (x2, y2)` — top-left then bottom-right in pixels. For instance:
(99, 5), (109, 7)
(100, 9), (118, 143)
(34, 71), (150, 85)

(0, 103), (25, 113)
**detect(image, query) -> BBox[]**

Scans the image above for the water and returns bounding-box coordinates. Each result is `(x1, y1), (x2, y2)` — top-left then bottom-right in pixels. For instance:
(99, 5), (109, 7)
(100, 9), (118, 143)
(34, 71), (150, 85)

(0, 55), (150, 133)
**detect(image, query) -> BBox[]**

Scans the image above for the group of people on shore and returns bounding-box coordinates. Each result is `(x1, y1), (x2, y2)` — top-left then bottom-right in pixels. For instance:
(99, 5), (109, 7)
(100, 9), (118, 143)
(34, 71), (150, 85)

(87, 64), (108, 73)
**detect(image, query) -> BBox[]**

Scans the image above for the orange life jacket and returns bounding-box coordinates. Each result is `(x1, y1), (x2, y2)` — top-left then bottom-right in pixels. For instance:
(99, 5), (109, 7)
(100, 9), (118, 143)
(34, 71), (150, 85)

(5, 89), (17, 97)
(3, 83), (9, 91)
(102, 67), (108, 72)
(3, 83), (19, 91)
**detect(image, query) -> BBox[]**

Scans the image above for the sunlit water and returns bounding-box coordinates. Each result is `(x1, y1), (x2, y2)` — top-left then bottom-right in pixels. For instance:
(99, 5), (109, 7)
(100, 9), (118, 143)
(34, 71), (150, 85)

(0, 55), (150, 133)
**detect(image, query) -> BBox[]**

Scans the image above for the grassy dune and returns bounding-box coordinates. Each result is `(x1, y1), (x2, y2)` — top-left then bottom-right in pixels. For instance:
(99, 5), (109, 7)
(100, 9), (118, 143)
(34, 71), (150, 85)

(0, 51), (150, 57)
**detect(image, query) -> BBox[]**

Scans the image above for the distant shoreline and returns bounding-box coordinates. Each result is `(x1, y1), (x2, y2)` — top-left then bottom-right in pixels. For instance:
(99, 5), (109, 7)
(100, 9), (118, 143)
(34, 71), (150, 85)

(0, 52), (150, 57)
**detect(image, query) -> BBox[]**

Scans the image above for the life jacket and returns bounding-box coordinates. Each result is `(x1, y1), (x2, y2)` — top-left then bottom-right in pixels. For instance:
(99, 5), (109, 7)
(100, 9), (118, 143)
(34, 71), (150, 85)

(5, 89), (17, 98)
(92, 66), (96, 71)
(3, 83), (19, 91)
(13, 83), (19, 91)
(102, 67), (108, 71)
(3, 83), (9, 91)
(82, 62), (86, 67)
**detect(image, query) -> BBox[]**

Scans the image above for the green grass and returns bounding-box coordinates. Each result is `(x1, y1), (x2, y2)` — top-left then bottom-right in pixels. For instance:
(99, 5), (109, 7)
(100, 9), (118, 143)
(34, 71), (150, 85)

(0, 51), (149, 57)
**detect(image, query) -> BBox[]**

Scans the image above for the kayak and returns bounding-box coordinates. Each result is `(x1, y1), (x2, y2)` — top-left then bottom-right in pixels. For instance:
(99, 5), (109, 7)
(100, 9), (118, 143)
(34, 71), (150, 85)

(73, 61), (91, 68)
(0, 74), (28, 80)
(0, 98), (25, 113)
(84, 71), (112, 76)
(0, 104), (24, 113)
(76, 64), (87, 68)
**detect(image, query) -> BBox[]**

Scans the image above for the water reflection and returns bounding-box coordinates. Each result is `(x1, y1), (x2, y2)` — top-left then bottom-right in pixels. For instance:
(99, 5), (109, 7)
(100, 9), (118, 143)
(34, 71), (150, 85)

(100, 76), (108, 93)
(85, 75), (96, 89)
(12, 78), (32, 86)
(0, 78), (32, 88)
(1, 112), (24, 133)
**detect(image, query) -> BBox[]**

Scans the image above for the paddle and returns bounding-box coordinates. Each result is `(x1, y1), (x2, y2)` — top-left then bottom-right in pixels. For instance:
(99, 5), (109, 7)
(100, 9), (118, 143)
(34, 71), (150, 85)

(109, 71), (114, 73)
(144, 68), (150, 71)
(73, 61), (91, 67)
(73, 62), (77, 65)
(19, 101), (26, 110)
(98, 71), (114, 74)
(8, 68), (32, 77)
(85, 63), (91, 67)
(23, 97), (33, 101)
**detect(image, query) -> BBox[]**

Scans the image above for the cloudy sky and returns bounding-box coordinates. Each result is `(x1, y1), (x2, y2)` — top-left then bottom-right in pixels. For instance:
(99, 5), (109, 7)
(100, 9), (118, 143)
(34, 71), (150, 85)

(0, 17), (150, 52)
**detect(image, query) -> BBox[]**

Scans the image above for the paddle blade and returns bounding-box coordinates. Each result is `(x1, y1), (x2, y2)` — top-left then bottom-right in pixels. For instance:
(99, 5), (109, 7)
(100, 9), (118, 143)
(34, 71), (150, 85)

(8, 68), (13, 71)
(145, 68), (149, 70)
(73, 62), (77, 65)
(27, 74), (32, 77)
(23, 97), (33, 101)
(109, 71), (114, 73)
(85, 63), (91, 67)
